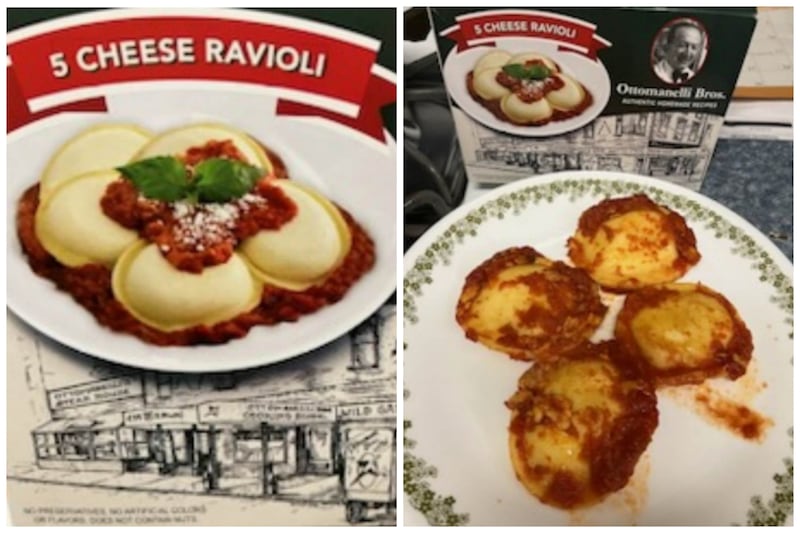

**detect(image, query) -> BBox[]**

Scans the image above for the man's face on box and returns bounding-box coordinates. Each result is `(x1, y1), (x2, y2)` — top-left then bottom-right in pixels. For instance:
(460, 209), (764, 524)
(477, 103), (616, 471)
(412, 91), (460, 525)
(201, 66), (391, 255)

(666, 25), (703, 71)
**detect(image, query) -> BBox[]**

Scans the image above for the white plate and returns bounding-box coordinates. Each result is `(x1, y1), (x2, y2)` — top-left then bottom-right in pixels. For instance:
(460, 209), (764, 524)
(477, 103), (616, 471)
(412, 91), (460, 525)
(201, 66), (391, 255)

(403, 171), (792, 526)
(441, 38), (611, 137)
(8, 88), (396, 373)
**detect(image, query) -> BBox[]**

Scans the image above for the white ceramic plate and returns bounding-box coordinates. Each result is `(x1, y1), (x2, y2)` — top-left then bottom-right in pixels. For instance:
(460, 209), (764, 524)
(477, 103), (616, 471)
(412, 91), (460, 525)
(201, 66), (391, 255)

(403, 171), (792, 526)
(8, 88), (396, 373)
(441, 38), (611, 137)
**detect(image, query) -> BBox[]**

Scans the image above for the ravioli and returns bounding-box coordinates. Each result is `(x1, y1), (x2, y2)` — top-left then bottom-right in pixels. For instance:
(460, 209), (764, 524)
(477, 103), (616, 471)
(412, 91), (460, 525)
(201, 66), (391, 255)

(614, 283), (753, 386)
(39, 124), (152, 199)
(568, 194), (701, 291)
(112, 242), (262, 332)
(240, 180), (351, 291)
(456, 247), (607, 361)
(474, 50), (513, 73)
(134, 123), (273, 173)
(545, 73), (586, 111)
(18, 121), (375, 346)
(473, 67), (513, 100)
(507, 52), (559, 72)
(467, 49), (591, 127)
(506, 341), (658, 509)
(500, 93), (554, 124)
(35, 170), (139, 267)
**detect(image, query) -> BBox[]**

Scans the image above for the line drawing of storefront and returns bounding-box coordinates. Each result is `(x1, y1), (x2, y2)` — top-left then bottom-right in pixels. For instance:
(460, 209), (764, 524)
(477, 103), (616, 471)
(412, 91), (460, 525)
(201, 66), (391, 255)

(15, 305), (397, 524)
(461, 110), (721, 189)
(120, 407), (202, 476)
(195, 399), (340, 496)
(30, 395), (396, 507)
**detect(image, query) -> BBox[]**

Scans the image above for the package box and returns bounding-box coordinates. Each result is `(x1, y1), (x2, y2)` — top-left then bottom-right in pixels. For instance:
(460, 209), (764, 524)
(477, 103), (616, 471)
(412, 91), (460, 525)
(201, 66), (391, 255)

(429, 7), (756, 190)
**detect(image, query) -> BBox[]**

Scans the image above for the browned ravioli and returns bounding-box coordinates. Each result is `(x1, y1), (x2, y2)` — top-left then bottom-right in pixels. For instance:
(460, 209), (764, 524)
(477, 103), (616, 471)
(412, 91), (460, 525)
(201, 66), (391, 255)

(614, 283), (753, 386)
(456, 246), (607, 361)
(568, 194), (701, 291)
(506, 341), (658, 510)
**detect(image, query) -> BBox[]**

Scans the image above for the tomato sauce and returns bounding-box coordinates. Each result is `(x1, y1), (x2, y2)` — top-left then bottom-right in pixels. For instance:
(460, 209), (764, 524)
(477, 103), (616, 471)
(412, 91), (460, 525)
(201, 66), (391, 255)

(16, 140), (376, 346)
(693, 386), (772, 441)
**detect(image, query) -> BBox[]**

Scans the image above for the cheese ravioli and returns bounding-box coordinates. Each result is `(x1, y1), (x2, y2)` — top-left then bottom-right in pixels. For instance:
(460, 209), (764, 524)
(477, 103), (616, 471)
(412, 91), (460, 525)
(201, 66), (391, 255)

(614, 283), (753, 386)
(506, 341), (658, 509)
(456, 247), (607, 361)
(568, 194), (701, 291)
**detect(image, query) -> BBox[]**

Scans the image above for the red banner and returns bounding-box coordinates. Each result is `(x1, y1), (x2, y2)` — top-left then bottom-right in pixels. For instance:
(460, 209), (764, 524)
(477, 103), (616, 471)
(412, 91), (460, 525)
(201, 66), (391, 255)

(7, 14), (395, 142)
(442, 11), (609, 60)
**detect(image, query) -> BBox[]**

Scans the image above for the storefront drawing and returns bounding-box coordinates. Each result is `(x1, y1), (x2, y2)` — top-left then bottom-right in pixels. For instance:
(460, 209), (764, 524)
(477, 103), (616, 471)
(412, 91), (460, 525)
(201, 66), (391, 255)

(9, 305), (397, 525)
(459, 110), (722, 190)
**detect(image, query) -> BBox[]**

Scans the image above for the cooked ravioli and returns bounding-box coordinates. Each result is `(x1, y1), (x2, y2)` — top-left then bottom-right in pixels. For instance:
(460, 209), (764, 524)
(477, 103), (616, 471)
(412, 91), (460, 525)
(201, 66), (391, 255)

(474, 49), (513, 73)
(506, 341), (658, 509)
(35, 170), (138, 267)
(134, 123), (273, 173)
(615, 283), (753, 386)
(568, 194), (701, 291)
(500, 93), (554, 124)
(473, 67), (513, 100)
(456, 247), (607, 361)
(40, 124), (152, 199)
(112, 242), (261, 331)
(241, 180), (351, 291)
(545, 73), (586, 111)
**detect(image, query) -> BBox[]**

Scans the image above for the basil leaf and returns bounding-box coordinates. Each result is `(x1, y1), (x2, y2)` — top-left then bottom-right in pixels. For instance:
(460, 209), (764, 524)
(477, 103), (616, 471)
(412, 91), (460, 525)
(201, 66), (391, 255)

(116, 156), (190, 201)
(194, 158), (263, 203)
(528, 64), (551, 80)
(502, 63), (529, 79)
(501, 63), (551, 80)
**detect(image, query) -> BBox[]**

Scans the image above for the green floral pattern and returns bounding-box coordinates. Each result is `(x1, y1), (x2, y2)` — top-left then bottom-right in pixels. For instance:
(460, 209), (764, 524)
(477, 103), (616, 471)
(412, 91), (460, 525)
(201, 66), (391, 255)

(745, 428), (793, 526)
(403, 388), (468, 526)
(403, 178), (793, 526)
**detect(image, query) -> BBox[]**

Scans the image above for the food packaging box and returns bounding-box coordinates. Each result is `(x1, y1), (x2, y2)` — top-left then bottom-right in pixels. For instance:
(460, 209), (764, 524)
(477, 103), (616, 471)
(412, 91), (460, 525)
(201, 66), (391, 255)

(7, 8), (396, 526)
(428, 7), (756, 190)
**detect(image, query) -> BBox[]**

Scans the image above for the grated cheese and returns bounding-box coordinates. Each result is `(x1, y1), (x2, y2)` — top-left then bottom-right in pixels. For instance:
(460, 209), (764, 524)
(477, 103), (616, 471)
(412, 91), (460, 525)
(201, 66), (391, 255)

(170, 194), (267, 252)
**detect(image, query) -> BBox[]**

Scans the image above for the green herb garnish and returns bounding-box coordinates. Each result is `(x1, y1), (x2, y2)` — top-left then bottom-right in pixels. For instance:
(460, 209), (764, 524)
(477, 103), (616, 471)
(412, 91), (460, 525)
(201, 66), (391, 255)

(116, 156), (263, 203)
(116, 156), (190, 202)
(502, 63), (551, 81)
(194, 158), (263, 203)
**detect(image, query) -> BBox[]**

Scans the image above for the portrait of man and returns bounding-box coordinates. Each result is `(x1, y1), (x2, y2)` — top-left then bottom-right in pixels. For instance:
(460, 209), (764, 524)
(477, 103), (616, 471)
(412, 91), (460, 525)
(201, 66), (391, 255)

(652, 19), (708, 84)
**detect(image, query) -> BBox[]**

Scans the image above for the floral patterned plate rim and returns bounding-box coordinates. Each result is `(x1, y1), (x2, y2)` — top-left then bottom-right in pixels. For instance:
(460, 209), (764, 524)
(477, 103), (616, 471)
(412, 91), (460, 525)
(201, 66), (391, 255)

(403, 171), (792, 526)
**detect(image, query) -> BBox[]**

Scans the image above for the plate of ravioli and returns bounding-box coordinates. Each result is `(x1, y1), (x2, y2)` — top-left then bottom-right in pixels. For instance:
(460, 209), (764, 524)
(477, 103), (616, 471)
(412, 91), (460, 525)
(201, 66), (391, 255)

(404, 171), (792, 526)
(9, 110), (395, 373)
(441, 38), (610, 137)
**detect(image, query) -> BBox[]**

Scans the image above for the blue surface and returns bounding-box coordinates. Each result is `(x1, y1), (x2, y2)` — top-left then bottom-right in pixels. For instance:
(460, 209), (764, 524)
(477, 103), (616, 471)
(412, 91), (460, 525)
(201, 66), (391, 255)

(701, 138), (793, 261)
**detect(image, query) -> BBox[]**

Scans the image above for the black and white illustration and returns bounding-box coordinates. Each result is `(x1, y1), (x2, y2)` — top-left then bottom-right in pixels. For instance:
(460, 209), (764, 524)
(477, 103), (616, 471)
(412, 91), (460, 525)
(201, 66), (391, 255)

(7, 304), (396, 526)
(454, 110), (722, 190)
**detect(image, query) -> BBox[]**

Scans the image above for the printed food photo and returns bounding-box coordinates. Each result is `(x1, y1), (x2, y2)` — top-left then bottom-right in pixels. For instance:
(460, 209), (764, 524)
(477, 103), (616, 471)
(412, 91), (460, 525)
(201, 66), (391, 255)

(7, 8), (397, 374)
(468, 49), (593, 127)
(7, 7), (398, 528)
(441, 38), (611, 137)
(18, 123), (373, 346)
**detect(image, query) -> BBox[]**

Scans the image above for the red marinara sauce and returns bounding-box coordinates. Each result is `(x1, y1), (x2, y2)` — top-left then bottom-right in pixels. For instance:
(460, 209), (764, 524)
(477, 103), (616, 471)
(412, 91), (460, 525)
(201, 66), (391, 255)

(101, 140), (297, 273)
(16, 140), (376, 346)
